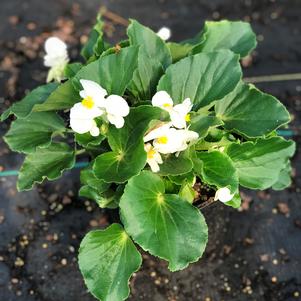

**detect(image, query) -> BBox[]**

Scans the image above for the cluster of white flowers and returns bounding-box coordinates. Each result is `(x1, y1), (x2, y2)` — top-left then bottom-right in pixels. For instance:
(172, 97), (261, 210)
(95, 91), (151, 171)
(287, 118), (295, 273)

(70, 80), (130, 136)
(143, 91), (199, 173)
(44, 37), (69, 83)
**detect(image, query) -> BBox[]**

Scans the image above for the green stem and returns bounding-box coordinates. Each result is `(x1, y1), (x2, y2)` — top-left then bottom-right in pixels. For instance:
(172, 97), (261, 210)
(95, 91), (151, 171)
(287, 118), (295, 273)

(75, 149), (86, 155)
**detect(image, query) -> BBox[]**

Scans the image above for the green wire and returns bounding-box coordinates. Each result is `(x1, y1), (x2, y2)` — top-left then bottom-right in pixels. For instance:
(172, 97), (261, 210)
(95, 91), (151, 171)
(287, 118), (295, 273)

(0, 161), (89, 177)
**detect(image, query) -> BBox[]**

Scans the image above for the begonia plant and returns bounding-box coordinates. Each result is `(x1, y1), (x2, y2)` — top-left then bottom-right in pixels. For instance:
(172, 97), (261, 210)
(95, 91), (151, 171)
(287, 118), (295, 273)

(2, 15), (295, 301)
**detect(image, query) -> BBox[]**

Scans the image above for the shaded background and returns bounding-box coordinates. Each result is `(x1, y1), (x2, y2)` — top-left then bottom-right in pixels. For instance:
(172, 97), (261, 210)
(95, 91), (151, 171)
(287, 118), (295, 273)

(0, 0), (300, 300)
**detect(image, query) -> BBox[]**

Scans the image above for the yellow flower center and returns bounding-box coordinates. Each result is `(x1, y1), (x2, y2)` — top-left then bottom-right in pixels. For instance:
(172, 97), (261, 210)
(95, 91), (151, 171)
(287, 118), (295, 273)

(81, 96), (94, 109)
(163, 103), (172, 109)
(157, 136), (168, 144)
(147, 149), (156, 159)
(185, 113), (191, 122)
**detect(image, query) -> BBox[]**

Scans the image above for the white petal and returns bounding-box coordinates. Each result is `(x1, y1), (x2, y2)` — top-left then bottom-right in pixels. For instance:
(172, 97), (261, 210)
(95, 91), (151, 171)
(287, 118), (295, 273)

(70, 102), (104, 119)
(80, 79), (107, 106)
(152, 91), (173, 109)
(170, 98), (193, 129)
(157, 27), (171, 41)
(170, 110), (187, 129)
(70, 117), (95, 134)
(143, 123), (172, 142)
(148, 159), (160, 173)
(44, 37), (67, 55)
(214, 187), (234, 203)
(90, 123), (100, 137)
(105, 95), (130, 117)
(107, 114), (125, 128)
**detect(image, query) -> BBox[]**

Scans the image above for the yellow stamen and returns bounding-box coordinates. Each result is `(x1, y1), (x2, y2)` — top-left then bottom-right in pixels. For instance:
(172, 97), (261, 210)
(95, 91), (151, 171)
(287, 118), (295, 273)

(81, 96), (94, 109)
(185, 113), (191, 122)
(147, 149), (156, 159)
(157, 136), (168, 144)
(163, 103), (172, 109)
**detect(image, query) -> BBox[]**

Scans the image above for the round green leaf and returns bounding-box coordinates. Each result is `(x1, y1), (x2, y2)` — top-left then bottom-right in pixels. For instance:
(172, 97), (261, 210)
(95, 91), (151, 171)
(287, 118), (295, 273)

(1, 83), (58, 121)
(78, 224), (142, 301)
(192, 20), (257, 57)
(227, 137), (296, 190)
(127, 48), (164, 101)
(272, 161), (292, 191)
(215, 82), (291, 137)
(157, 50), (242, 110)
(93, 106), (166, 183)
(75, 132), (105, 148)
(127, 19), (172, 69)
(74, 45), (139, 96)
(17, 142), (75, 191)
(194, 150), (239, 193)
(33, 80), (81, 112)
(158, 150), (193, 176)
(4, 112), (65, 153)
(120, 171), (208, 271)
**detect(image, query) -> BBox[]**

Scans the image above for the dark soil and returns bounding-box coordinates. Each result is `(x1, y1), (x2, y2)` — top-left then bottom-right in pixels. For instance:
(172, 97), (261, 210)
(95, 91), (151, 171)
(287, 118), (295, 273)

(0, 0), (301, 300)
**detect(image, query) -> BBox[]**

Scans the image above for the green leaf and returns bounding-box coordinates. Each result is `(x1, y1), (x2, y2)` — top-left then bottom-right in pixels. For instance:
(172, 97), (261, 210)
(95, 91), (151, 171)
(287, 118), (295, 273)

(192, 20), (257, 57)
(80, 168), (110, 192)
(33, 80), (80, 112)
(79, 167), (120, 208)
(64, 63), (83, 79)
(17, 142), (75, 191)
(74, 46), (139, 96)
(4, 112), (65, 154)
(93, 106), (166, 183)
(81, 14), (105, 60)
(226, 137), (296, 190)
(127, 48), (164, 101)
(167, 42), (194, 63)
(215, 82), (291, 137)
(179, 182), (196, 204)
(78, 224), (142, 301)
(75, 132), (105, 148)
(158, 150), (193, 176)
(272, 161), (293, 191)
(168, 172), (195, 186)
(157, 50), (242, 110)
(194, 150), (238, 193)
(226, 193), (241, 209)
(79, 186), (121, 209)
(120, 171), (208, 271)
(127, 19), (172, 69)
(1, 83), (58, 121)
(190, 112), (223, 138)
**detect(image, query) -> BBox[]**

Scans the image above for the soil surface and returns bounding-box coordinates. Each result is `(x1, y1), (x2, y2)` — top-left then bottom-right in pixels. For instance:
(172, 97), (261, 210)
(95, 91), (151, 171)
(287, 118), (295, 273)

(0, 1), (300, 300)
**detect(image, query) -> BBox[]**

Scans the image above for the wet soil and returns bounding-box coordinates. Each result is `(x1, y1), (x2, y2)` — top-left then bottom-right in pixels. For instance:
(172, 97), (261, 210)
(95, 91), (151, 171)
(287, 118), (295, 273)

(0, 0), (301, 300)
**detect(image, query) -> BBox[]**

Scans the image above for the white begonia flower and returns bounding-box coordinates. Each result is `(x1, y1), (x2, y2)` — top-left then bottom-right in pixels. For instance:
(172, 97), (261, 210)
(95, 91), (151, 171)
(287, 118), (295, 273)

(152, 91), (192, 129)
(144, 123), (199, 154)
(170, 99), (193, 129)
(70, 102), (103, 136)
(104, 95), (130, 129)
(144, 143), (163, 173)
(152, 91), (174, 112)
(175, 129), (199, 152)
(70, 79), (130, 135)
(214, 187), (234, 203)
(44, 37), (69, 83)
(157, 27), (171, 41)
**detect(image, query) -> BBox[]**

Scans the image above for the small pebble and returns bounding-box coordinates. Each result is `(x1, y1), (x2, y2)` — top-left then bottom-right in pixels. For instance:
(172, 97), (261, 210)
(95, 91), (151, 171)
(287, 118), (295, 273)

(61, 258), (67, 266)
